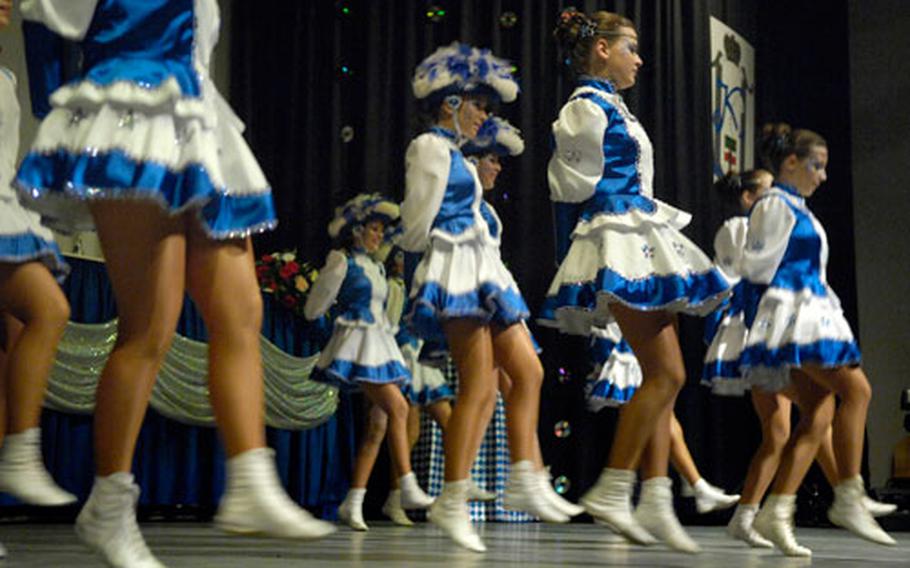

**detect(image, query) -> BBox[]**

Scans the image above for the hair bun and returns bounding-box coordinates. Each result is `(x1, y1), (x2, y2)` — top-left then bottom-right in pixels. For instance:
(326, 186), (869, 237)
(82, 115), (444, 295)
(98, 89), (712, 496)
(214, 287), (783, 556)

(713, 172), (742, 199)
(553, 8), (595, 54)
(759, 122), (793, 172)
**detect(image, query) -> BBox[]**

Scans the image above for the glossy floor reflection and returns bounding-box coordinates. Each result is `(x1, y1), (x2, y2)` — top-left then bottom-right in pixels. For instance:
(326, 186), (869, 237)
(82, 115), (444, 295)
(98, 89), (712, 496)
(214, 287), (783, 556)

(0, 521), (906, 566)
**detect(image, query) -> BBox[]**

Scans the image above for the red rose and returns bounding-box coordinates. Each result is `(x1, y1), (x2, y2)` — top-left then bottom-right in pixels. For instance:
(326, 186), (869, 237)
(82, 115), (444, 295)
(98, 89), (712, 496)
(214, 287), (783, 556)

(282, 294), (298, 308)
(279, 261), (300, 279)
(256, 264), (270, 280)
(261, 254), (275, 263)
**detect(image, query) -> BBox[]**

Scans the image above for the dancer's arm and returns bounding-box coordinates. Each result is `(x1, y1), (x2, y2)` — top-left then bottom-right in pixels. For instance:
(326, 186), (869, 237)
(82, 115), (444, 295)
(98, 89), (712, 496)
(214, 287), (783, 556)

(741, 196), (795, 284)
(547, 97), (606, 204)
(400, 134), (450, 253)
(20, 0), (97, 118)
(303, 251), (347, 320)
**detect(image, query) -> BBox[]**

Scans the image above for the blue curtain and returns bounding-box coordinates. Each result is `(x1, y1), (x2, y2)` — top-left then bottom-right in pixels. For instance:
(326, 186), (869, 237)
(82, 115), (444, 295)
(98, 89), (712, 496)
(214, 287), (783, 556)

(5, 257), (354, 517)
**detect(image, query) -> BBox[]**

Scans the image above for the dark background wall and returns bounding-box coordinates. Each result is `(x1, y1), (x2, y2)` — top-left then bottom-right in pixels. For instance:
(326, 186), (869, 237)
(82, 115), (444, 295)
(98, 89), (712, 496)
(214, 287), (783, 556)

(848, 0), (910, 487)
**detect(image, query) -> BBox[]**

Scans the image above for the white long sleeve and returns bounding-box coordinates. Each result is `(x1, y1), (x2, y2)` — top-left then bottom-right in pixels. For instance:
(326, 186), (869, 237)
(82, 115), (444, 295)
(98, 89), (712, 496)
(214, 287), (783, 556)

(742, 196), (797, 285)
(21, 0), (100, 40)
(712, 217), (749, 284)
(385, 277), (406, 328)
(400, 133), (451, 252)
(547, 97), (607, 203)
(303, 250), (348, 320)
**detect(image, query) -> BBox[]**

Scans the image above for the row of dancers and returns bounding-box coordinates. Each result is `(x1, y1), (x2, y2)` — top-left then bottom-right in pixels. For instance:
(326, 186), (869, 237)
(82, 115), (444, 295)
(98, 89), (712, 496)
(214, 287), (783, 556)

(0, 1), (899, 566)
(296, 5), (899, 558)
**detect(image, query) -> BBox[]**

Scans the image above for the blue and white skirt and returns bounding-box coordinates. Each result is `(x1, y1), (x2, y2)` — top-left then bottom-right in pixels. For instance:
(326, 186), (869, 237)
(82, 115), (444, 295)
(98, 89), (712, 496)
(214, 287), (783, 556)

(739, 286), (860, 392)
(15, 76), (276, 240)
(702, 307), (750, 396)
(399, 342), (454, 406)
(406, 234), (530, 342)
(585, 322), (641, 411)
(539, 200), (730, 336)
(0, 196), (69, 281)
(311, 322), (410, 390)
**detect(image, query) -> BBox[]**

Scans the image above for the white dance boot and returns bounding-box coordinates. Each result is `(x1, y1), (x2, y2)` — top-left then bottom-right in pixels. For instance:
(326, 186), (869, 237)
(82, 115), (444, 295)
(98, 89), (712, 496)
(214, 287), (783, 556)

(503, 460), (569, 523)
(214, 448), (336, 539)
(398, 471), (434, 509)
(381, 490), (414, 526)
(753, 494), (811, 557)
(466, 479), (496, 502)
(338, 488), (368, 531)
(538, 469), (584, 517)
(580, 468), (656, 545)
(828, 476), (896, 545)
(691, 478), (740, 513)
(0, 428), (76, 505)
(864, 496), (898, 517)
(727, 503), (773, 548)
(75, 473), (165, 568)
(633, 477), (700, 553)
(429, 479), (485, 552)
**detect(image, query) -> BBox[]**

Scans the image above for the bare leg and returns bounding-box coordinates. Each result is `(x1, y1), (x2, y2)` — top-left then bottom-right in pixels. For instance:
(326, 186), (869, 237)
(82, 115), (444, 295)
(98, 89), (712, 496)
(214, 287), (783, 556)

(185, 227), (265, 457)
(491, 323), (543, 463)
(769, 376), (834, 495)
(815, 425), (839, 487)
(90, 202), (187, 475)
(361, 383), (412, 477)
(0, 263), (70, 435)
(668, 413), (699, 485)
(801, 365), (871, 482)
(607, 305), (685, 471)
(430, 320), (496, 551)
(740, 389), (792, 504)
(752, 375), (834, 556)
(442, 320), (496, 481)
(351, 402), (388, 489)
(426, 400), (451, 432)
(799, 365), (892, 545)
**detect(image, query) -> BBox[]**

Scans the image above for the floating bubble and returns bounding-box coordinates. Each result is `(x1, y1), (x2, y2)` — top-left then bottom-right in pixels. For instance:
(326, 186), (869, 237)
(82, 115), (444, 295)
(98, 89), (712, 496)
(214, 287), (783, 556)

(557, 367), (571, 383)
(340, 126), (355, 143)
(554, 475), (571, 495)
(554, 420), (571, 438)
(499, 11), (518, 29)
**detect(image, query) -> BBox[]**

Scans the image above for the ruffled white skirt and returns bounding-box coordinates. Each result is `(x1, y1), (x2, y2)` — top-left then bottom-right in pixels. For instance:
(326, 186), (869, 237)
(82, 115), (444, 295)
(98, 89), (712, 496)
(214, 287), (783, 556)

(406, 232), (530, 341)
(15, 76), (275, 240)
(539, 199), (730, 336)
(312, 321), (410, 390)
(585, 322), (642, 411)
(740, 286), (860, 392)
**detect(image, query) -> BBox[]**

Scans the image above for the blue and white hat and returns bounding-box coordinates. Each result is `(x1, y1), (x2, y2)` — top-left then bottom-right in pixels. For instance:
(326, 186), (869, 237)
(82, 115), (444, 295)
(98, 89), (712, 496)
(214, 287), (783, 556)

(328, 193), (400, 239)
(461, 116), (525, 157)
(412, 42), (519, 105)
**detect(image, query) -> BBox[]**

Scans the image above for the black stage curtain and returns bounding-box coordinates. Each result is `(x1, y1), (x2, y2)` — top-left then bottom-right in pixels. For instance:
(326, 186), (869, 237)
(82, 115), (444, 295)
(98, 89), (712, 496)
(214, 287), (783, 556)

(230, 0), (857, 522)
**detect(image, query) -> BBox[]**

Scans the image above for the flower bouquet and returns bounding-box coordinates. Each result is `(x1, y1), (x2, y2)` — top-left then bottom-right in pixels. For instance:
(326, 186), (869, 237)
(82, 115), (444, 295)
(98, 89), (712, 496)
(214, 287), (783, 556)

(255, 250), (320, 318)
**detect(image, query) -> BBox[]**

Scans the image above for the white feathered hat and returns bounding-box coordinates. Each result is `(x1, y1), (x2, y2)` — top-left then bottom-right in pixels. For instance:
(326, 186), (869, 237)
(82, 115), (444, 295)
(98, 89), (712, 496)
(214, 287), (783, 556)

(327, 193), (400, 239)
(412, 42), (519, 104)
(461, 116), (525, 157)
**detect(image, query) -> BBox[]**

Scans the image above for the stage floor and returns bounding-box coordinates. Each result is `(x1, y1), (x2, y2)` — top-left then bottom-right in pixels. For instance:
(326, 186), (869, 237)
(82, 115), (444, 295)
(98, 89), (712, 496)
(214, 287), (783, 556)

(0, 522), (906, 567)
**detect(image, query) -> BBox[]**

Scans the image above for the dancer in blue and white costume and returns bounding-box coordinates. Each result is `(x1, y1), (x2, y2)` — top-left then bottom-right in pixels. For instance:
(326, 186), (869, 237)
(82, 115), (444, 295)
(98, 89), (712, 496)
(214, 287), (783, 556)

(305, 194), (433, 532)
(546, 9), (730, 553)
(462, 116), (583, 521)
(0, 6), (75, 558)
(736, 124), (895, 556)
(401, 43), (555, 551)
(703, 170), (775, 396)
(586, 327), (739, 516)
(15, 2), (334, 565)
